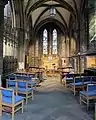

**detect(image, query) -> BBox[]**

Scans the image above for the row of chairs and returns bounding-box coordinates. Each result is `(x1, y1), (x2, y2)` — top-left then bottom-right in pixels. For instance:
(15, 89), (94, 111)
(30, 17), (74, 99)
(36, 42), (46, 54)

(0, 73), (40, 120)
(63, 75), (96, 110)
(7, 80), (34, 103)
(9, 75), (39, 87)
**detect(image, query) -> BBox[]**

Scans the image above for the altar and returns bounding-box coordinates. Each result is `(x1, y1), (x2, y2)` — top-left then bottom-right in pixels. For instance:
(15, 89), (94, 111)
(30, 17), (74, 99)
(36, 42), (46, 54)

(41, 55), (59, 71)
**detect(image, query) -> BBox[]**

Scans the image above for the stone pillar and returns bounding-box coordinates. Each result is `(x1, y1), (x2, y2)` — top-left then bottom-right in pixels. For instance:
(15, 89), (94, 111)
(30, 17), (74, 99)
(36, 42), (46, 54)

(0, 0), (8, 86)
(69, 31), (71, 57)
(17, 28), (25, 70)
(77, 21), (81, 73)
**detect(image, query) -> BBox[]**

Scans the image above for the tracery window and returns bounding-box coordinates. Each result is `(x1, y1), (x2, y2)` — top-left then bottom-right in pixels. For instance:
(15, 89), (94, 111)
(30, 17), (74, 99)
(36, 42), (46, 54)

(43, 29), (48, 55)
(52, 29), (57, 54)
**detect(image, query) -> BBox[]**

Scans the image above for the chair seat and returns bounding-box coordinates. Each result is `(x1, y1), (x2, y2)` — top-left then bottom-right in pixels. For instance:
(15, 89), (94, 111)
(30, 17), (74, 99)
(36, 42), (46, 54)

(8, 87), (16, 90)
(31, 78), (39, 80)
(28, 81), (36, 85)
(17, 88), (32, 92)
(69, 81), (90, 86)
(80, 90), (96, 97)
(66, 78), (73, 81)
(91, 81), (96, 84)
(2, 95), (24, 104)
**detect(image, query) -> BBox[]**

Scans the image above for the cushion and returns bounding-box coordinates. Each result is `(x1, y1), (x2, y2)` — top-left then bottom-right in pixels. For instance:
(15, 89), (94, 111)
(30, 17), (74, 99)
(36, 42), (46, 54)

(28, 81), (36, 85)
(9, 76), (15, 80)
(24, 77), (31, 81)
(2, 90), (13, 97)
(31, 78), (39, 80)
(2, 95), (24, 104)
(16, 76), (23, 80)
(8, 81), (16, 86)
(80, 90), (96, 97)
(17, 88), (32, 92)
(69, 81), (90, 86)
(66, 78), (73, 80)
(18, 82), (26, 88)
(88, 85), (96, 91)
(8, 87), (16, 90)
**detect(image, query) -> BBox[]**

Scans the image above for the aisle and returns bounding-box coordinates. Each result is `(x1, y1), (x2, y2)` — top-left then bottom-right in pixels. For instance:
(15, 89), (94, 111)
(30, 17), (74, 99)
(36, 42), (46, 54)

(2, 76), (93, 120)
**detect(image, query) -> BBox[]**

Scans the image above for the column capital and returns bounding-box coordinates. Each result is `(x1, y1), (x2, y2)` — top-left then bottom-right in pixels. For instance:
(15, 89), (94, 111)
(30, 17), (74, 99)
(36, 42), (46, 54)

(0, 0), (8, 6)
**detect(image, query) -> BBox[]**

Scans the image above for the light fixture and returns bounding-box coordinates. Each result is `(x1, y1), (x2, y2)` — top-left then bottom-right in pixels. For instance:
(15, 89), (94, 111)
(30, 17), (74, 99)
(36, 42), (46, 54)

(49, 6), (56, 17)
(49, 0), (56, 17)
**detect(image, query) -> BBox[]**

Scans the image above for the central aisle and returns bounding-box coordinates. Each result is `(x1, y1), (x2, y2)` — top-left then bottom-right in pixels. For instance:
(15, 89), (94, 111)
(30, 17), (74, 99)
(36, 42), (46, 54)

(4, 76), (93, 120)
(22, 76), (93, 120)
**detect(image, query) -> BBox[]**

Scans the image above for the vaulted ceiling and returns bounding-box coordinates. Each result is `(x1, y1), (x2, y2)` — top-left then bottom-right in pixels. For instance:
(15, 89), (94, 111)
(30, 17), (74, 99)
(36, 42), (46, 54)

(24, 0), (82, 30)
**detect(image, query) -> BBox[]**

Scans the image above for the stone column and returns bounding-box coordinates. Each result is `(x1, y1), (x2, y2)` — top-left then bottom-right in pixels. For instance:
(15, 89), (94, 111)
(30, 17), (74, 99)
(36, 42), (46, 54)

(17, 28), (25, 70)
(77, 21), (81, 73)
(0, 0), (8, 86)
(69, 31), (71, 57)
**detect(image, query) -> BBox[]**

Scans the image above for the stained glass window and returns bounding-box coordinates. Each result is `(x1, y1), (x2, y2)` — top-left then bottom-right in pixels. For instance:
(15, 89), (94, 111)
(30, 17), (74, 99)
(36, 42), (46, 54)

(43, 29), (48, 54)
(52, 29), (57, 54)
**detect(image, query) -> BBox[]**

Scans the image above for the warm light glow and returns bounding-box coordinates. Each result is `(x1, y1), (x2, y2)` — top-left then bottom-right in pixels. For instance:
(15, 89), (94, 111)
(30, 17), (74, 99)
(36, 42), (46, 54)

(87, 56), (96, 68)
(42, 56), (59, 70)
(48, 55), (52, 61)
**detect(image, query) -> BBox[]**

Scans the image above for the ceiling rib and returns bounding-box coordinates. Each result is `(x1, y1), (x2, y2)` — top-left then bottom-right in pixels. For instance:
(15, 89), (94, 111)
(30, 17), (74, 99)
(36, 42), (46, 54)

(26, 0), (76, 19)
(34, 6), (67, 29)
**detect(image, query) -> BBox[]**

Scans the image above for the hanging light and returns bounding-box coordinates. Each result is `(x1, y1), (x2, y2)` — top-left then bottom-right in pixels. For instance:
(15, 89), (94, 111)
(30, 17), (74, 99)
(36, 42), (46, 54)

(49, 6), (56, 17)
(49, 0), (56, 17)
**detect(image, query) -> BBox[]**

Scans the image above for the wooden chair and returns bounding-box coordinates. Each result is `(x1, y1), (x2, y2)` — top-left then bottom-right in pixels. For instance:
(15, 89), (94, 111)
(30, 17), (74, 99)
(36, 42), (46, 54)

(16, 81), (34, 104)
(69, 77), (91, 95)
(23, 76), (37, 91)
(80, 84), (96, 110)
(0, 87), (24, 120)
(6, 80), (17, 90)
(16, 75), (23, 81)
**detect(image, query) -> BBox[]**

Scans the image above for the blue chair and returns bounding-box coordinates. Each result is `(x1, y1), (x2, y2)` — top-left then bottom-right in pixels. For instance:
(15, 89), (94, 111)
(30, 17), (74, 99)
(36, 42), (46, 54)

(24, 76), (37, 91)
(16, 75), (23, 81)
(69, 77), (91, 95)
(63, 77), (73, 88)
(6, 80), (17, 90)
(80, 84), (96, 110)
(91, 76), (96, 84)
(16, 81), (34, 104)
(9, 75), (15, 80)
(0, 87), (24, 120)
(29, 74), (35, 77)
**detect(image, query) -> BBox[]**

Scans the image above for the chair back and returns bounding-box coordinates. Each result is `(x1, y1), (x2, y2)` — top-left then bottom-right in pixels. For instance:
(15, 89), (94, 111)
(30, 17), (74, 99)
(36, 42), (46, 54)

(66, 73), (70, 78)
(16, 75), (23, 80)
(91, 76), (96, 83)
(18, 81), (27, 88)
(2, 89), (13, 97)
(75, 77), (83, 83)
(7, 80), (17, 88)
(1, 88), (14, 104)
(83, 76), (91, 82)
(24, 76), (31, 81)
(22, 73), (28, 76)
(29, 74), (34, 77)
(15, 73), (22, 76)
(9, 75), (15, 80)
(87, 84), (96, 92)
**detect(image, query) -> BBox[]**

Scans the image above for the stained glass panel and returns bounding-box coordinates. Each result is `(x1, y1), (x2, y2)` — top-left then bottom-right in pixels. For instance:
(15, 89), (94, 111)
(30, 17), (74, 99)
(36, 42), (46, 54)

(43, 29), (48, 54)
(52, 29), (57, 54)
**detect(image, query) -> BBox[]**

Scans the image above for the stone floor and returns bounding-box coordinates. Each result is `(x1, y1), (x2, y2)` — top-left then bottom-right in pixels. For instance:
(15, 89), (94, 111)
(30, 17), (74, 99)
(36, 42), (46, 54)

(0, 76), (94, 120)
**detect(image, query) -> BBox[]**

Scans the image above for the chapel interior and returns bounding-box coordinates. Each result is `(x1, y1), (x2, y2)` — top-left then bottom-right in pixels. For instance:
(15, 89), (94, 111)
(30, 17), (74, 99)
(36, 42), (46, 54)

(0, 0), (96, 120)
